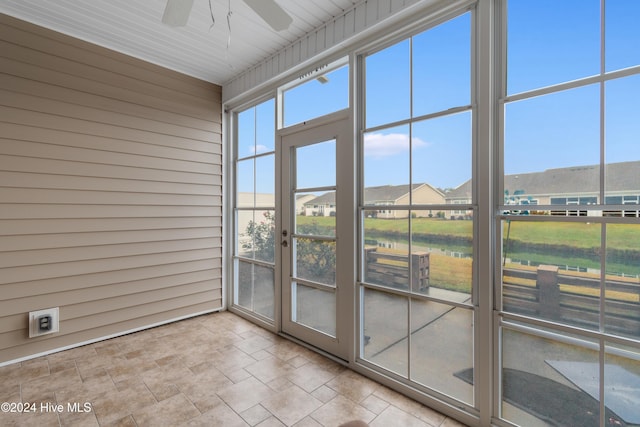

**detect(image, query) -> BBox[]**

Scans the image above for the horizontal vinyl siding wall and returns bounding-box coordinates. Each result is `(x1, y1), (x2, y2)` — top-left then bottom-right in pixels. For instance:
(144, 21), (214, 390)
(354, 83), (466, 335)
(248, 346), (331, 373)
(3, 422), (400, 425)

(0, 14), (223, 363)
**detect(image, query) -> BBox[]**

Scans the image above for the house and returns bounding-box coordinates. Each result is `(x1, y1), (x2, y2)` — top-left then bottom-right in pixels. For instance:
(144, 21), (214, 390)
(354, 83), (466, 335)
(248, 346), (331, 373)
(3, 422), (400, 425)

(1, 2), (638, 427)
(447, 160), (640, 216)
(304, 183), (446, 218)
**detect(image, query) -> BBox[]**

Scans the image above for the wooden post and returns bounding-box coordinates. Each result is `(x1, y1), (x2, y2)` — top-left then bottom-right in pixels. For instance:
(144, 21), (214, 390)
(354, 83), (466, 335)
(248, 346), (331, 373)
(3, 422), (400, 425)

(537, 265), (560, 320)
(364, 247), (376, 283)
(411, 252), (429, 292)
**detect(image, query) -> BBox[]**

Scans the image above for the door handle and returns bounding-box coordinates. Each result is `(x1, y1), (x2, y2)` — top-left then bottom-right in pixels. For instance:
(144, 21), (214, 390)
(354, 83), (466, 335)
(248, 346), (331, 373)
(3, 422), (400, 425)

(281, 240), (288, 247)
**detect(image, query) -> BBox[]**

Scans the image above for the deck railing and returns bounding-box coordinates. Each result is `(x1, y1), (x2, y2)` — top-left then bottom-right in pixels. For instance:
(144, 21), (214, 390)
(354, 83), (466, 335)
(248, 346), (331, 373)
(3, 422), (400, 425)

(503, 265), (640, 335)
(364, 247), (429, 292)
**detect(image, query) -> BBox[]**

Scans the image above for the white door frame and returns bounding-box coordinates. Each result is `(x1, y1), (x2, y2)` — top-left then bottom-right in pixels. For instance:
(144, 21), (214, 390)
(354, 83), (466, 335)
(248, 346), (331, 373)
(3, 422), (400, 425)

(277, 112), (354, 361)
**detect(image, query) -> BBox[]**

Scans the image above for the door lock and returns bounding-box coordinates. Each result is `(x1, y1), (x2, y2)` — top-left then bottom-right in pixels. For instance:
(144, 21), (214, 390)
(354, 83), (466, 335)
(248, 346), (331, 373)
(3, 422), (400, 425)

(282, 230), (288, 236)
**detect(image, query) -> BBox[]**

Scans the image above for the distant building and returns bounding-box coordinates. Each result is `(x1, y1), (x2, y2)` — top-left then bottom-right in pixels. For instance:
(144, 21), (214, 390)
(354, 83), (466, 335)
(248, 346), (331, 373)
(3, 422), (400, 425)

(446, 160), (640, 216)
(304, 183), (446, 218)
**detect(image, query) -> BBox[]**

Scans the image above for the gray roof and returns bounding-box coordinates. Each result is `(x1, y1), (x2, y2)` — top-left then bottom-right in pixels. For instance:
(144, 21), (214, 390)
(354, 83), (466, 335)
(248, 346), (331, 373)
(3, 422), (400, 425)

(446, 160), (640, 200)
(305, 184), (426, 206)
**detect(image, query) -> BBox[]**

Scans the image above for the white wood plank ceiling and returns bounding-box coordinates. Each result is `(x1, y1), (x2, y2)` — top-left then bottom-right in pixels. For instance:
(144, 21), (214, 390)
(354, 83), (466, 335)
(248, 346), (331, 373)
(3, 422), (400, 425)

(0, 0), (361, 86)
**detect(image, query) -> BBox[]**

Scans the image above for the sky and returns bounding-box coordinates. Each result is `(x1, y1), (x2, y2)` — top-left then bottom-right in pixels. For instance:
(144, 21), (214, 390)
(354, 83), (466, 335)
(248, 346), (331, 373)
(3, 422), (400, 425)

(237, 1), (640, 195)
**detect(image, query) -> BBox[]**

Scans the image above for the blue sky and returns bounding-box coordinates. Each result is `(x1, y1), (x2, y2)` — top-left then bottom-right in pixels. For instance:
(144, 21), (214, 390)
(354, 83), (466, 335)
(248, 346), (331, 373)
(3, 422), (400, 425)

(238, 1), (639, 194)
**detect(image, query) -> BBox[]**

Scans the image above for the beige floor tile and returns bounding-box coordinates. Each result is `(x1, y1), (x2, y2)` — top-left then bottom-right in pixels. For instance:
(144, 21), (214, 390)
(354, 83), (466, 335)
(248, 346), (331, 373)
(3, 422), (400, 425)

(21, 367), (83, 402)
(0, 408), (61, 427)
(310, 395), (376, 426)
(101, 415), (138, 427)
(441, 417), (470, 427)
(236, 334), (276, 355)
(55, 373), (117, 406)
(185, 403), (249, 427)
(132, 393), (200, 427)
(1, 312), (464, 427)
(310, 385), (337, 403)
(261, 385), (324, 426)
(369, 405), (431, 427)
(256, 416), (287, 427)
(58, 407), (100, 427)
(217, 377), (274, 413)
(179, 378), (227, 413)
(245, 356), (294, 384)
(326, 370), (379, 403)
(240, 404), (272, 425)
(91, 381), (157, 425)
(292, 416), (323, 427)
(288, 362), (341, 393)
(266, 376), (294, 392)
(0, 383), (21, 402)
(359, 394), (390, 415)
(373, 386), (446, 426)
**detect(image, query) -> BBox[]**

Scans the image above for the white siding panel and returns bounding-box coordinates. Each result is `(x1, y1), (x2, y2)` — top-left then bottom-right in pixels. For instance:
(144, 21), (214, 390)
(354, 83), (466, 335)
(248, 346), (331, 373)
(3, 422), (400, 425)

(0, 14), (222, 364)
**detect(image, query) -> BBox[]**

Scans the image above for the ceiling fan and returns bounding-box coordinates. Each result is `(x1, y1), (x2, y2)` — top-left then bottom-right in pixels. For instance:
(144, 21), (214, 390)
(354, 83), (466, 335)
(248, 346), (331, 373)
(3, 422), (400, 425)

(162, 0), (293, 31)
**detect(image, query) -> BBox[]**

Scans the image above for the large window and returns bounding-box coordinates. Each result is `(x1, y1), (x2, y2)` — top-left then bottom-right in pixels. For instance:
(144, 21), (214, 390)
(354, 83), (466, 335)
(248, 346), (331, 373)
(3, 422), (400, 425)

(499, 1), (640, 426)
(360, 11), (474, 406)
(234, 99), (276, 320)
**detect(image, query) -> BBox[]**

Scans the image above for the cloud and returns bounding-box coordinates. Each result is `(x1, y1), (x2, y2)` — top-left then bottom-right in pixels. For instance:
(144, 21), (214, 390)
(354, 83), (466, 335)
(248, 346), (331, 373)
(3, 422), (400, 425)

(363, 133), (428, 158)
(248, 144), (271, 155)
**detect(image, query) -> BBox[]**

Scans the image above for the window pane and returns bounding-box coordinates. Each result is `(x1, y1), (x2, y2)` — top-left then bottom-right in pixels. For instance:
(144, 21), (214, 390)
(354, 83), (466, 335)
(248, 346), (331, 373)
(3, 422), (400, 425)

(411, 300), (473, 404)
(255, 99), (275, 152)
(238, 99), (275, 158)
(283, 65), (349, 127)
(236, 159), (254, 207)
(294, 237), (336, 285)
(363, 216), (409, 291)
(605, 223), (640, 340)
(296, 139), (335, 189)
(295, 207), (335, 237)
(235, 261), (274, 320)
(604, 342), (640, 426)
(504, 85), (600, 193)
(294, 282), (335, 336)
(236, 210), (255, 258)
(413, 210), (473, 301)
(362, 287), (408, 377)
(237, 108), (256, 159)
(363, 125), (410, 193)
(254, 264), (275, 319)
(238, 210), (275, 263)
(605, 0), (640, 71)
(236, 260), (254, 308)
(412, 111), (471, 195)
(255, 154), (275, 204)
(501, 327), (600, 426)
(366, 40), (410, 128)
(296, 191), (336, 236)
(605, 75), (640, 201)
(413, 13), (470, 117)
(502, 219), (602, 330)
(506, 0), (600, 94)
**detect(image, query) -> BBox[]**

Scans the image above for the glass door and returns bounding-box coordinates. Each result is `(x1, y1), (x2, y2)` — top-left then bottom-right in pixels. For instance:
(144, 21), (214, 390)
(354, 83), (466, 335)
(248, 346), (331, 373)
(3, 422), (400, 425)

(280, 117), (351, 360)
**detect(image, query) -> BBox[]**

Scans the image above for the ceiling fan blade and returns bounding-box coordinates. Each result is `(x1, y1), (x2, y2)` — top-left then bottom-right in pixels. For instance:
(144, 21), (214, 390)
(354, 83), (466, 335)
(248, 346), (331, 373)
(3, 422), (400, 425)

(243, 0), (293, 31)
(162, 0), (194, 27)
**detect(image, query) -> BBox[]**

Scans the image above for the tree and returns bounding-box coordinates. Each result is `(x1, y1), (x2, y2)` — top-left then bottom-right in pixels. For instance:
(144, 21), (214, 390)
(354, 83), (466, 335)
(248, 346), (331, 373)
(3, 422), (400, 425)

(242, 211), (275, 263)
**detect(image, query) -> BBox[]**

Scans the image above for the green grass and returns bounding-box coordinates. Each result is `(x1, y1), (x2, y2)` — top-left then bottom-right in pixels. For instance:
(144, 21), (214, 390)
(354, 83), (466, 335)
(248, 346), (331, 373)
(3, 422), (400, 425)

(298, 216), (472, 237)
(298, 215), (640, 252)
(504, 220), (640, 251)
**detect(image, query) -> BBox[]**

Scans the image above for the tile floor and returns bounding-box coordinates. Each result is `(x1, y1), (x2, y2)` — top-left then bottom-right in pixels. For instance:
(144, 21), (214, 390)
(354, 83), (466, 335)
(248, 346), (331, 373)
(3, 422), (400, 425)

(0, 311), (468, 427)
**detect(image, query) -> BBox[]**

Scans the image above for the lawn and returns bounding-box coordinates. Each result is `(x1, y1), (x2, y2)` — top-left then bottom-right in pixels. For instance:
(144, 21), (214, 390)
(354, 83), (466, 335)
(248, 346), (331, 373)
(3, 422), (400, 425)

(298, 215), (640, 252)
